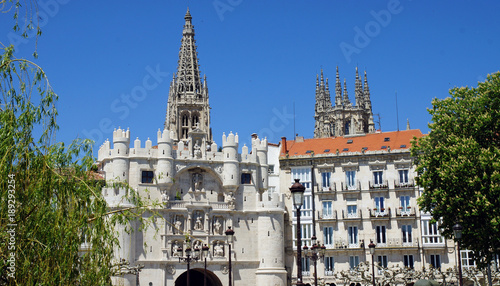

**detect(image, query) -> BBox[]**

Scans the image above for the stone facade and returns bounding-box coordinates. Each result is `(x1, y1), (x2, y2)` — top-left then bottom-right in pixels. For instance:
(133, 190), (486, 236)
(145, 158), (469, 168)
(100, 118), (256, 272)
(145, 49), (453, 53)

(97, 9), (286, 286)
(279, 130), (459, 286)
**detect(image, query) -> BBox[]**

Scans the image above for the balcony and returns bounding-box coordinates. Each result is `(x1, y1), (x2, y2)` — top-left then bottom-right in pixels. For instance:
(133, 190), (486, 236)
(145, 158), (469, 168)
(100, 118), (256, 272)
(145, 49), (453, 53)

(395, 179), (416, 190)
(324, 270), (335, 276)
(342, 181), (361, 193)
(368, 180), (389, 191)
(333, 239), (362, 249)
(166, 201), (230, 210)
(396, 206), (416, 218)
(342, 209), (362, 220)
(319, 210), (338, 221)
(369, 208), (391, 219)
(317, 183), (337, 196)
(377, 238), (419, 248)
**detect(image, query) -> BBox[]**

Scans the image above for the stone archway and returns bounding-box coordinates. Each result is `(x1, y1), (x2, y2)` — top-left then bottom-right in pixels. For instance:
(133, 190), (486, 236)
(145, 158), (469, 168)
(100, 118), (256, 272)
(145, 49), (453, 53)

(175, 268), (223, 286)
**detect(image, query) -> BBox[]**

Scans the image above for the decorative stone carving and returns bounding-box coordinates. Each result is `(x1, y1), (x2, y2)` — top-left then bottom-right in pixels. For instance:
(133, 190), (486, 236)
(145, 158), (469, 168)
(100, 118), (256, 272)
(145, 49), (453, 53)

(214, 241), (224, 257)
(192, 173), (203, 191)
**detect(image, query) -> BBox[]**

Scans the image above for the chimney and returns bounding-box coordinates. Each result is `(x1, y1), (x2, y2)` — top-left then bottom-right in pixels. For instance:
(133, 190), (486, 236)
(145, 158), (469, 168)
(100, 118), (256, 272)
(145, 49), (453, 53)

(281, 137), (287, 156)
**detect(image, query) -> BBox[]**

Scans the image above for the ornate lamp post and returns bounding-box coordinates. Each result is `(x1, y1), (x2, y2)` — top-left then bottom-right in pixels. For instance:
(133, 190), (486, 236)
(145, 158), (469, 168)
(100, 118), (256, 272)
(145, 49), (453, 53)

(290, 179), (306, 285)
(453, 223), (463, 286)
(225, 226), (235, 286)
(303, 235), (327, 286)
(202, 244), (210, 286)
(369, 240), (376, 286)
(178, 240), (201, 286)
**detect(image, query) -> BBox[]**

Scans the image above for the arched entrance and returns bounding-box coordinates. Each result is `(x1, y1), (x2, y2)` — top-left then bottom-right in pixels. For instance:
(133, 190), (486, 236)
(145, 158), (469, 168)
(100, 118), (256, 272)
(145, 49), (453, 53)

(175, 268), (222, 286)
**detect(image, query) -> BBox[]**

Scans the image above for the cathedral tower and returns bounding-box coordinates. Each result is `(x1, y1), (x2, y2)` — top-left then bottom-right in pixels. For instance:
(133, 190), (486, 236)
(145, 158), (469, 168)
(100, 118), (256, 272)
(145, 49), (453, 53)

(165, 8), (212, 143)
(313, 67), (375, 138)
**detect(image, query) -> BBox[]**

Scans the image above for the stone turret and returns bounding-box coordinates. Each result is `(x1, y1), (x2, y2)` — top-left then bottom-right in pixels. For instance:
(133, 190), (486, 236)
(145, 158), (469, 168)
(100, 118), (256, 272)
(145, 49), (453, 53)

(253, 136), (269, 191)
(222, 132), (239, 189)
(112, 127), (130, 183)
(156, 129), (174, 186)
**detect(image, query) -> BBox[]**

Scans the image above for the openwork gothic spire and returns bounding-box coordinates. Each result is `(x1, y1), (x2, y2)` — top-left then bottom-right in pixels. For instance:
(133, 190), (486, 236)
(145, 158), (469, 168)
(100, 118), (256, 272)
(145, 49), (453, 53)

(313, 67), (375, 138)
(165, 9), (212, 143)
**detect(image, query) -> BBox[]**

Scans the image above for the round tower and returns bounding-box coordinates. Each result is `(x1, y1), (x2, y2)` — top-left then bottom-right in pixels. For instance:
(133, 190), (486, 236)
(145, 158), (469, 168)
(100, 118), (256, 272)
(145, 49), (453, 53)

(112, 127), (130, 183)
(255, 137), (269, 191)
(222, 132), (239, 188)
(255, 213), (287, 285)
(157, 129), (174, 186)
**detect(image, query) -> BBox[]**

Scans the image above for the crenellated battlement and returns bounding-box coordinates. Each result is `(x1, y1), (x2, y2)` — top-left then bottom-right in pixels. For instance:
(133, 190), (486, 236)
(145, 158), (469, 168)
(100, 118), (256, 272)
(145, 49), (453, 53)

(222, 131), (238, 147)
(157, 129), (174, 144)
(113, 127), (130, 143)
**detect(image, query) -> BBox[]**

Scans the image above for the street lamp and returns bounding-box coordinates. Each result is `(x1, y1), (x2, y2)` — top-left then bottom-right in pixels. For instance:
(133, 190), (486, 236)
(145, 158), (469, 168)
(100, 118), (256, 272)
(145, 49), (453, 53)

(225, 226), (235, 286)
(178, 240), (201, 286)
(369, 240), (376, 286)
(303, 235), (327, 286)
(453, 223), (463, 286)
(290, 179), (306, 285)
(202, 244), (210, 286)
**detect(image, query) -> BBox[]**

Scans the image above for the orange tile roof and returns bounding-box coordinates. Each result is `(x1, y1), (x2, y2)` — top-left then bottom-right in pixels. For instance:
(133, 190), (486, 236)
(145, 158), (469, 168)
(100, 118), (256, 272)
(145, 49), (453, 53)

(281, 129), (424, 158)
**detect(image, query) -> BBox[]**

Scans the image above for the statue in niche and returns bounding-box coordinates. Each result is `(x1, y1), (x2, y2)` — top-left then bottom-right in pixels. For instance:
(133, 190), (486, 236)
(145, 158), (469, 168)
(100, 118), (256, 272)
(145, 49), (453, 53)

(194, 216), (203, 231)
(172, 241), (181, 257)
(174, 216), (183, 234)
(214, 241), (224, 257)
(193, 140), (202, 158)
(161, 190), (169, 203)
(192, 173), (203, 191)
(213, 218), (222, 235)
(227, 191), (235, 207)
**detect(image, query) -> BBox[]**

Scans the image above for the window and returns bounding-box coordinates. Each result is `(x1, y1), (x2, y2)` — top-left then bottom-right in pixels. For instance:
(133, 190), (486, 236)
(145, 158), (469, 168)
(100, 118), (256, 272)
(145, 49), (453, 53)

(322, 172), (331, 188)
(430, 254), (441, 269)
(325, 256), (335, 274)
(268, 165), (275, 174)
(374, 196), (385, 211)
(292, 223), (313, 247)
(347, 205), (358, 217)
(322, 201), (333, 218)
(291, 168), (311, 189)
(377, 255), (388, 268)
(373, 171), (383, 185)
(241, 173), (251, 184)
(345, 121), (351, 135)
(402, 225), (412, 244)
(349, 256), (359, 269)
(400, 196), (410, 210)
(302, 257), (310, 273)
(346, 170), (356, 189)
(323, 226), (334, 247)
(399, 169), (409, 184)
(422, 220), (444, 244)
(141, 171), (154, 184)
(267, 186), (276, 201)
(404, 255), (414, 269)
(192, 114), (199, 127)
(376, 226), (386, 244)
(461, 250), (475, 269)
(348, 226), (358, 247)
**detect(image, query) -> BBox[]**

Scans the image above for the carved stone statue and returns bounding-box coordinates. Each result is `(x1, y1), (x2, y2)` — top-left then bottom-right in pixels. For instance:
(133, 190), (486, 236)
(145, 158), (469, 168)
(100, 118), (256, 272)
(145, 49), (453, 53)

(214, 242), (224, 257)
(172, 241), (181, 257)
(214, 219), (222, 235)
(193, 140), (202, 158)
(192, 173), (203, 191)
(194, 216), (203, 230)
(174, 217), (183, 234)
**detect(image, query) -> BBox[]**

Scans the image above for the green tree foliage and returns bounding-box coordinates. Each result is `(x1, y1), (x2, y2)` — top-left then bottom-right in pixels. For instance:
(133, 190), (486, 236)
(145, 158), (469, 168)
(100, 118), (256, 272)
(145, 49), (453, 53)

(412, 72), (500, 268)
(0, 2), (159, 285)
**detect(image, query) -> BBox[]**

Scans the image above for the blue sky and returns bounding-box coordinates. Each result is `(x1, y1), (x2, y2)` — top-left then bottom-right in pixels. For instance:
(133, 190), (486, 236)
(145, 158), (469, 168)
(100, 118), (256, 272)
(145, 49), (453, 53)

(2, 0), (500, 152)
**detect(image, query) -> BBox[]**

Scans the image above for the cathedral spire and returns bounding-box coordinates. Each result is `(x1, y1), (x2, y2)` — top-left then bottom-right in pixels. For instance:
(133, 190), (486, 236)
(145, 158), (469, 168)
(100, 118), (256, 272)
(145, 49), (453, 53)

(343, 78), (351, 106)
(165, 9), (212, 142)
(335, 66), (343, 106)
(363, 70), (371, 108)
(355, 66), (364, 107)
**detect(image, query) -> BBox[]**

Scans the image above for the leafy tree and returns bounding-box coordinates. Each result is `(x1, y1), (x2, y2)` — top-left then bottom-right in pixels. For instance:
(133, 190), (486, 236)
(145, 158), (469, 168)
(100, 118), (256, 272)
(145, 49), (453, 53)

(0, 2), (158, 285)
(412, 72), (500, 268)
